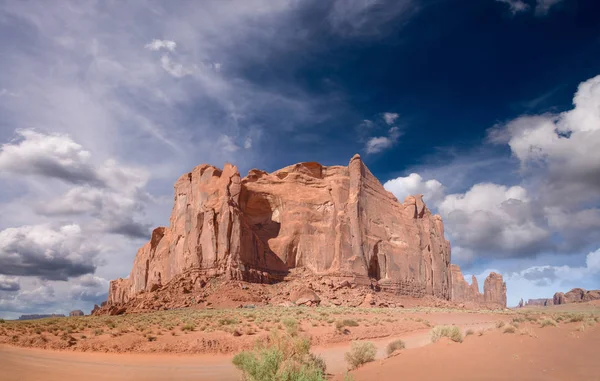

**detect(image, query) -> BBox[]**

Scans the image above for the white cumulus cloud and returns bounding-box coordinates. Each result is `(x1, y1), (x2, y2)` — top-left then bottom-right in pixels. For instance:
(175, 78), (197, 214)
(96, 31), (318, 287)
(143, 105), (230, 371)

(145, 39), (177, 51)
(384, 173), (445, 206)
(382, 112), (399, 125)
(365, 126), (401, 154)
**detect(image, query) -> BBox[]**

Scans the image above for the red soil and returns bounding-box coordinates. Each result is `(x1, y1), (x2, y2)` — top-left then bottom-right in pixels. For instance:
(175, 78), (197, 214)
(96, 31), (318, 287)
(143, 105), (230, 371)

(337, 323), (600, 381)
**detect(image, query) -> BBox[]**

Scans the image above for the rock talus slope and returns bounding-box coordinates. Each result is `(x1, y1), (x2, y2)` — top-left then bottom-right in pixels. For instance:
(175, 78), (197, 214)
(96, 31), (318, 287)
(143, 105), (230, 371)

(102, 155), (506, 312)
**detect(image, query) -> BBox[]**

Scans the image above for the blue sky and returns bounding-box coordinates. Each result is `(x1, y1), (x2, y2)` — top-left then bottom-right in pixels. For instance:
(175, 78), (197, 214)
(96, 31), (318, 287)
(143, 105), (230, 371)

(0, 0), (599, 317)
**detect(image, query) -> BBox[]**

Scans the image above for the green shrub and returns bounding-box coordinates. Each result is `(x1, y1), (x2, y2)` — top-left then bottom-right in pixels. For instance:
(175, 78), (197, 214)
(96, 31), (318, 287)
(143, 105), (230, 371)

(345, 341), (377, 370)
(431, 326), (463, 343)
(0, 318), (5, 323)
(540, 318), (557, 328)
(386, 339), (405, 356)
(232, 332), (325, 381)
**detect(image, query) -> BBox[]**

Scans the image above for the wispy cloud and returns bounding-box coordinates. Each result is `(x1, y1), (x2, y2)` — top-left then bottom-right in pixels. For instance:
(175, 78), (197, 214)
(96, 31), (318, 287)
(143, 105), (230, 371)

(496, 0), (530, 14)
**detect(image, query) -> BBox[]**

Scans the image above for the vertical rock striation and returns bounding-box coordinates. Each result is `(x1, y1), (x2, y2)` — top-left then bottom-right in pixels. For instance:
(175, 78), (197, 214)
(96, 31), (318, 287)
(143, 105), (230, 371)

(449, 265), (507, 308)
(104, 155), (506, 309)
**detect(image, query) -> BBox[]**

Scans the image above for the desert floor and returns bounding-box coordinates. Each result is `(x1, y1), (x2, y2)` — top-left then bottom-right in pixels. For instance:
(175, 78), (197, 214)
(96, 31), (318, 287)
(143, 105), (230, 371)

(1, 303), (599, 380)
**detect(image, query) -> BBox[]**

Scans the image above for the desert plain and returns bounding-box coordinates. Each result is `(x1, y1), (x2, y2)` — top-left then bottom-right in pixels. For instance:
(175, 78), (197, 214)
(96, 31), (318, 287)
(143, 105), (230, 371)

(1, 300), (599, 381)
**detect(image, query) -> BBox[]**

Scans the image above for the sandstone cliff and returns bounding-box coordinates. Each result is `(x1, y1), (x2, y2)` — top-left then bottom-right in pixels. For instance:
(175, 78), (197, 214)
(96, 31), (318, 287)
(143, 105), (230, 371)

(526, 298), (553, 307)
(553, 288), (600, 305)
(449, 265), (507, 308)
(102, 155), (506, 311)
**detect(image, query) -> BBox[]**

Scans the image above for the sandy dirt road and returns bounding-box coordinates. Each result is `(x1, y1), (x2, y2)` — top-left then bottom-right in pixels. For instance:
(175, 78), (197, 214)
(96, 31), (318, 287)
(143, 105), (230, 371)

(0, 320), (496, 381)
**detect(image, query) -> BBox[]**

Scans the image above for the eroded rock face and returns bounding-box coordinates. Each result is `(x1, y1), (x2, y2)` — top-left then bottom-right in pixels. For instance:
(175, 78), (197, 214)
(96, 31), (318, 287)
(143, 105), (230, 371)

(103, 155), (505, 311)
(553, 288), (600, 304)
(526, 298), (553, 307)
(449, 265), (506, 308)
(484, 272), (507, 308)
(69, 310), (84, 317)
(450, 265), (482, 304)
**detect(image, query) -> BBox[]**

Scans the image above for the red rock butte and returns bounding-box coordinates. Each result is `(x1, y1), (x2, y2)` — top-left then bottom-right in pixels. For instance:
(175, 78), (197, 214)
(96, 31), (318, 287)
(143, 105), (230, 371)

(103, 155), (506, 312)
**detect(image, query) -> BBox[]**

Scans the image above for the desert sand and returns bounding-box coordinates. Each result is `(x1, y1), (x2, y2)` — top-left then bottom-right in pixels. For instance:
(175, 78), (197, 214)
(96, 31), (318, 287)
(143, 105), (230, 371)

(2, 305), (599, 380)
(337, 319), (600, 381)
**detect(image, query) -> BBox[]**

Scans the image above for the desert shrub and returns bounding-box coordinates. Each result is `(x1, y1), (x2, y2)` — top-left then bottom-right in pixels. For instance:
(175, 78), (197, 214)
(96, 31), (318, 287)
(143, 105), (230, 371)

(568, 314), (585, 323)
(0, 318), (5, 323)
(540, 318), (557, 328)
(181, 323), (195, 331)
(525, 315), (538, 322)
(341, 319), (359, 327)
(431, 326), (463, 343)
(94, 329), (104, 336)
(386, 339), (405, 356)
(306, 353), (327, 375)
(335, 319), (359, 334)
(577, 324), (585, 332)
(345, 341), (377, 370)
(495, 321), (505, 329)
(147, 335), (157, 342)
(232, 332), (325, 381)
(512, 316), (525, 323)
(503, 326), (516, 334)
(282, 318), (299, 336)
(465, 329), (474, 336)
(519, 328), (537, 338)
(219, 317), (238, 326)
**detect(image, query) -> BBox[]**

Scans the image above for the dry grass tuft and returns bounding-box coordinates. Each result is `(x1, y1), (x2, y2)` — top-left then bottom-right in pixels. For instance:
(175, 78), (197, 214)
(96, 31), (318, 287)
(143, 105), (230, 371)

(345, 341), (377, 370)
(386, 339), (406, 356)
(540, 318), (558, 328)
(431, 326), (463, 343)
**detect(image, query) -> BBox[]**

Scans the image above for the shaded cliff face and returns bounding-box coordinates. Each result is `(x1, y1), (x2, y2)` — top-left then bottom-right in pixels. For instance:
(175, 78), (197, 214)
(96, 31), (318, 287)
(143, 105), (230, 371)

(105, 155), (504, 308)
(449, 265), (507, 308)
(526, 298), (553, 306)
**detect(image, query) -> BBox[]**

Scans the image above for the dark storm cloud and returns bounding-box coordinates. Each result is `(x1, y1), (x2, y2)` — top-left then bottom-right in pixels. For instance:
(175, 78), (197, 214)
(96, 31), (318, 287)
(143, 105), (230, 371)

(0, 276), (20, 292)
(107, 219), (152, 240)
(0, 225), (98, 281)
